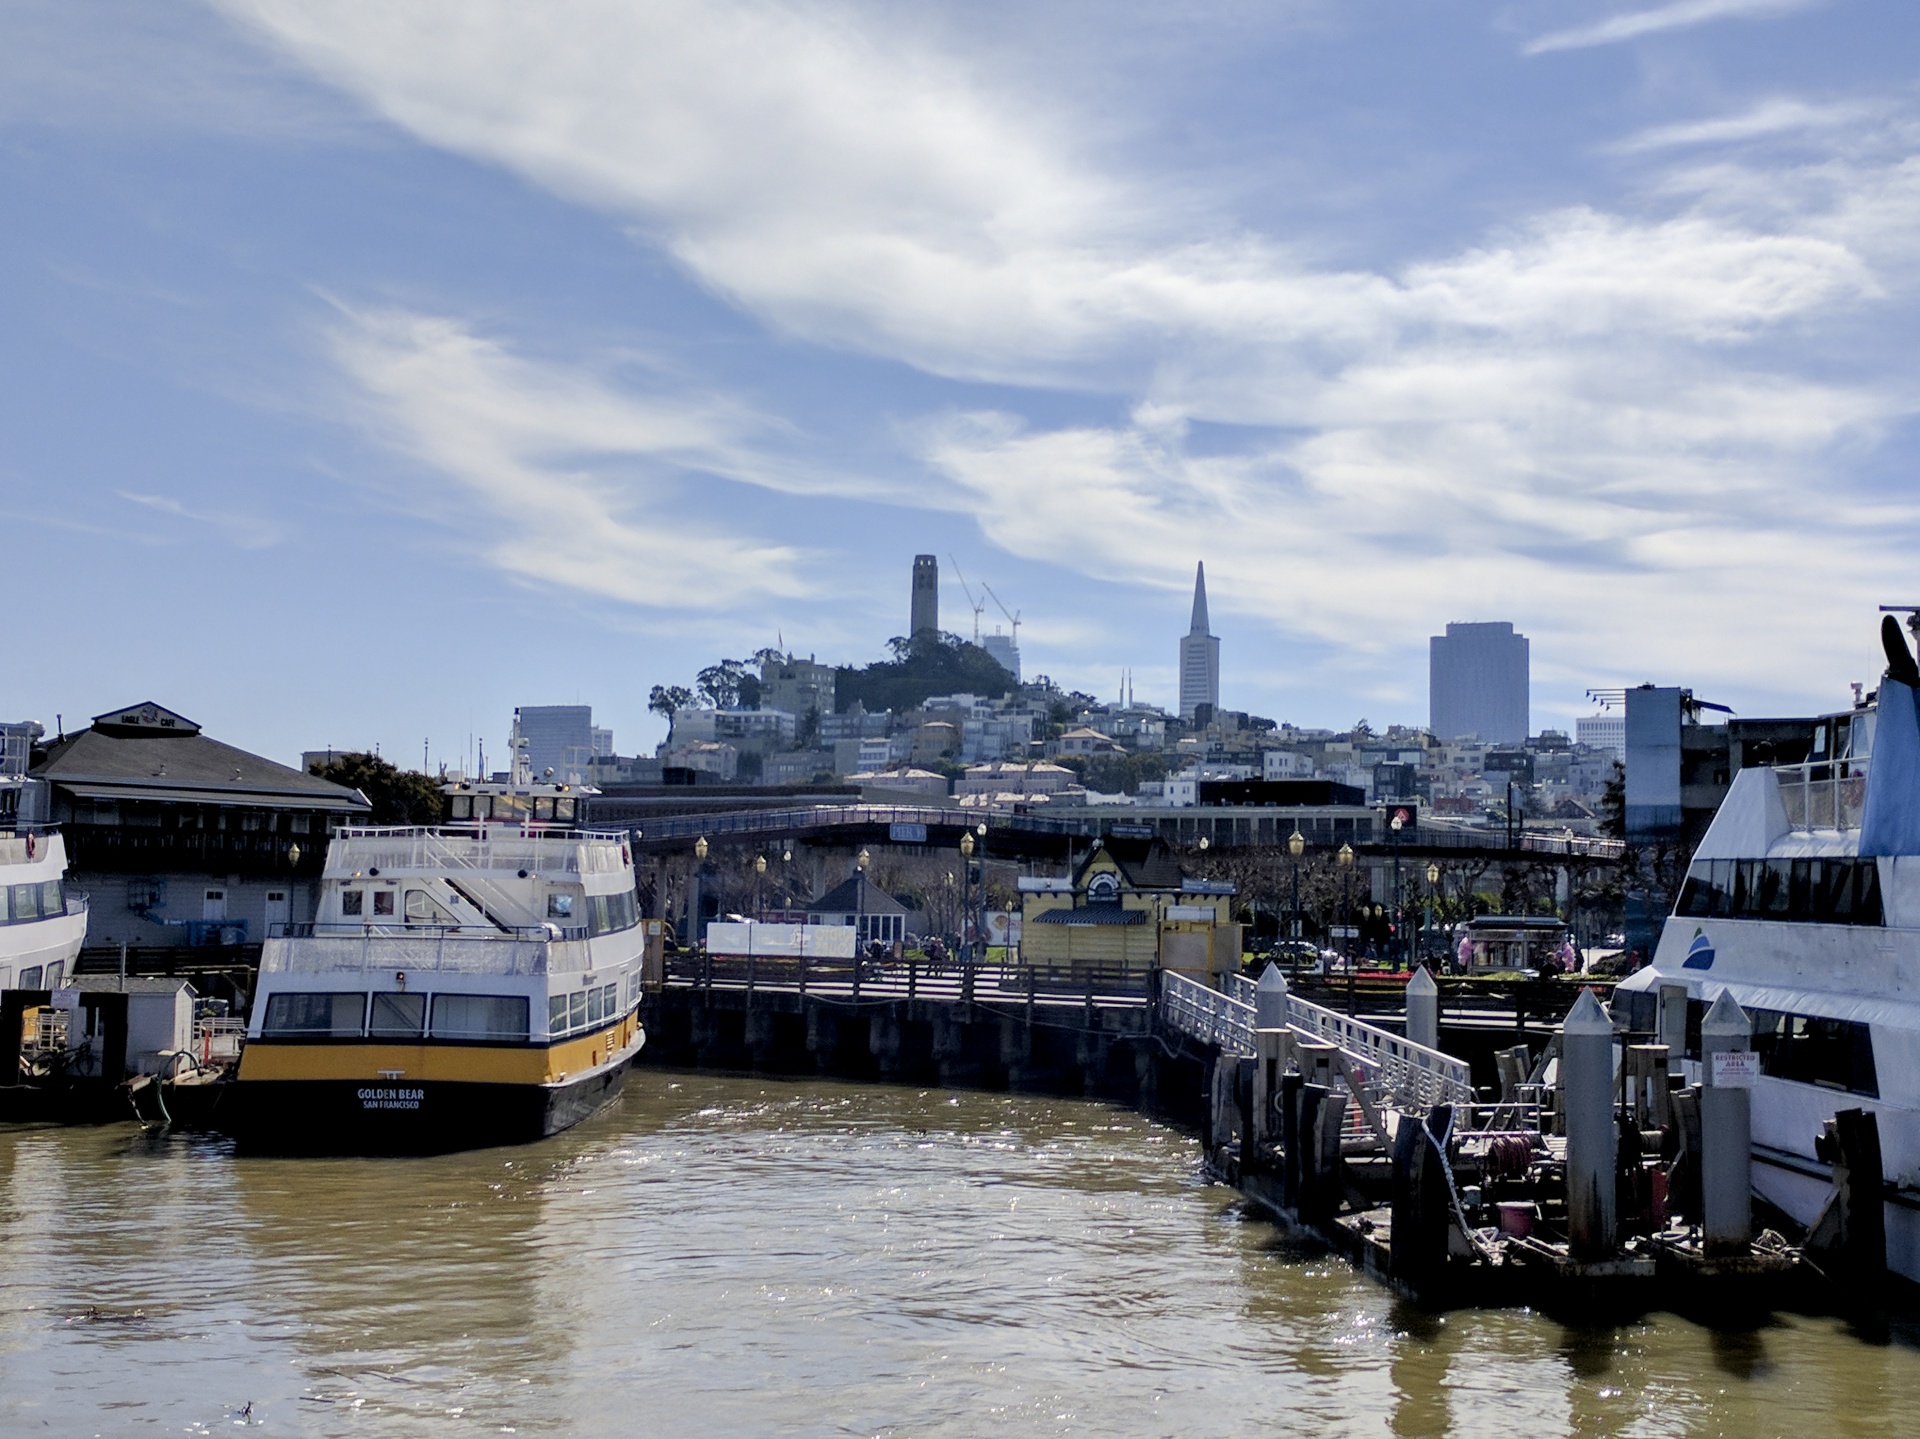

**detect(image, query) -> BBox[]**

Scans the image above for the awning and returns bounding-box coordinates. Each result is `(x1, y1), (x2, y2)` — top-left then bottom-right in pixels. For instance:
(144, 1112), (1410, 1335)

(53, 780), (370, 813)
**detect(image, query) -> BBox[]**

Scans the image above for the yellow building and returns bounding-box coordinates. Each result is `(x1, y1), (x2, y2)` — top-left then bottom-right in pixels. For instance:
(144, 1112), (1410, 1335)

(1020, 834), (1238, 977)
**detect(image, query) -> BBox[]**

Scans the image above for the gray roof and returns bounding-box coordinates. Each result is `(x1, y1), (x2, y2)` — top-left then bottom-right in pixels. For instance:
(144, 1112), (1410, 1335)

(809, 874), (908, 915)
(1030, 903), (1147, 926)
(34, 722), (369, 814)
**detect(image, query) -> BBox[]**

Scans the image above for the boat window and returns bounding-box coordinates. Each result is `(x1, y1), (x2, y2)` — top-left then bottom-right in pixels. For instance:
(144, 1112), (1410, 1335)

(556, 797), (576, 821)
(568, 990), (587, 1031)
(587, 986), (605, 1024)
(372, 891), (395, 917)
(262, 992), (367, 1037)
(404, 889), (455, 925)
(1675, 858), (1883, 925)
(340, 889), (364, 917)
(548, 994), (570, 1036)
(40, 880), (62, 916)
(1749, 1008), (1878, 1097)
(369, 992), (426, 1038)
(430, 993), (529, 1041)
(450, 794), (472, 820)
(534, 798), (555, 821)
(585, 889), (639, 938)
(45, 962), (63, 988)
(1618, 988), (1657, 1033)
(600, 983), (620, 1018)
(20, 966), (42, 988)
(473, 795), (493, 820)
(548, 893), (575, 919)
(0, 887), (10, 923)
(11, 884), (40, 921)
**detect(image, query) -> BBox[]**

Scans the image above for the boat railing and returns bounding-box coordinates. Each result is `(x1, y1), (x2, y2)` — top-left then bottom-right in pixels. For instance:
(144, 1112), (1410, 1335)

(324, 827), (631, 876)
(1774, 758), (1869, 831)
(0, 828), (64, 867)
(258, 927), (566, 976)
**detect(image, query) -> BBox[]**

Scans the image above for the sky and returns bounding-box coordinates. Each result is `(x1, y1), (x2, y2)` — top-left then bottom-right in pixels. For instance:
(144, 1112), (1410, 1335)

(2, 0), (1918, 770)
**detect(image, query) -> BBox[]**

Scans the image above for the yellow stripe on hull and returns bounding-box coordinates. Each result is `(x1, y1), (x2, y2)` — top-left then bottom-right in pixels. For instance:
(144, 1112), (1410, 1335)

(236, 1014), (641, 1086)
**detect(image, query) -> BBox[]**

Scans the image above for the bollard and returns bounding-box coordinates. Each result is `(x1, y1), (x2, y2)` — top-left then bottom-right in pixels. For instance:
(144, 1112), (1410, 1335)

(1255, 962), (1290, 1029)
(1562, 987), (1618, 1260)
(1405, 966), (1439, 1054)
(1253, 1027), (1287, 1147)
(1626, 1044), (1671, 1132)
(1699, 989), (1754, 1256)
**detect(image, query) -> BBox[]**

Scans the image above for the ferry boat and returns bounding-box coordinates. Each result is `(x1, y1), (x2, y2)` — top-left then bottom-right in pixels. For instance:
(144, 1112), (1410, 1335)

(0, 780), (88, 991)
(219, 789), (646, 1154)
(1616, 617), (1920, 1286)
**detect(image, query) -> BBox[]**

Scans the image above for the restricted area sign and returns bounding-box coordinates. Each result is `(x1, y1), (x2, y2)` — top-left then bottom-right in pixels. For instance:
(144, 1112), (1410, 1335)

(1710, 1049), (1759, 1088)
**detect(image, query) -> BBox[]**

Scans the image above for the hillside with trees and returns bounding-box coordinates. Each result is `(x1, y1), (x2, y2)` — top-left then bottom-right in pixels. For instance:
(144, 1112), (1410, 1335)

(834, 632), (1014, 714)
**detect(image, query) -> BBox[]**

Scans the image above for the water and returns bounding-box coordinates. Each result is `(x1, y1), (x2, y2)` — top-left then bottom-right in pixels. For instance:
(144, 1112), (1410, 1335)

(3, 1075), (1919, 1438)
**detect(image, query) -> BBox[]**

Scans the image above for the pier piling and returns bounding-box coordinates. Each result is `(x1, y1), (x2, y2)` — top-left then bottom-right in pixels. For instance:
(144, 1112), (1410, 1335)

(1405, 966), (1438, 1053)
(1700, 990), (1754, 1257)
(1562, 988), (1617, 1260)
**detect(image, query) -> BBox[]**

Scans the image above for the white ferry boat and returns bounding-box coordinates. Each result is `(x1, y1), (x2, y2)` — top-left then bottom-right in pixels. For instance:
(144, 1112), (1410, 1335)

(1616, 617), (1920, 1286)
(0, 782), (88, 991)
(220, 790), (646, 1153)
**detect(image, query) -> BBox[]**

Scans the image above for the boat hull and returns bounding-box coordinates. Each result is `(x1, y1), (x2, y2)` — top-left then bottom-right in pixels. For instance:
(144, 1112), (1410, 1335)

(207, 1056), (633, 1156)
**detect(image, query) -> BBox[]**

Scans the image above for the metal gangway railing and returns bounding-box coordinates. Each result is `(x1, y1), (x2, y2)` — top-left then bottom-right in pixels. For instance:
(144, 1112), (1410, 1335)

(1162, 970), (1474, 1116)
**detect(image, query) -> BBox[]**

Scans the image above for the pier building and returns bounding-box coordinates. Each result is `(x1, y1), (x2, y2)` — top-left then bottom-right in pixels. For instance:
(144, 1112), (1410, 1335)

(29, 703), (369, 961)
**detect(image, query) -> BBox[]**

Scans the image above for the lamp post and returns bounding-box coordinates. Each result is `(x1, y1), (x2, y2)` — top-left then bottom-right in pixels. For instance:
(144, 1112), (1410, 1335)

(974, 822), (988, 962)
(959, 831), (976, 969)
(1337, 841), (1355, 1016)
(1389, 810), (1405, 971)
(855, 847), (870, 952)
(1287, 830), (1305, 963)
(690, 835), (710, 949)
(1425, 861), (1441, 967)
(754, 853), (767, 919)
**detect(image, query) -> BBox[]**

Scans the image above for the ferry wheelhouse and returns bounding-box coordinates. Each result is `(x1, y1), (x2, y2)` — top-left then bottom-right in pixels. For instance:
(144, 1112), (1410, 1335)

(0, 780), (87, 991)
(1617, 631), (1920, 1286)
(222, 796), (646, 1154)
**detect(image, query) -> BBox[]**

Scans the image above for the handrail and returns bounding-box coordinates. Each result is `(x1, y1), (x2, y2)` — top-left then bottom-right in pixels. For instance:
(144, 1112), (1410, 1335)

(1161, 970), (1474, 1113)
(1773, 758), (1869, 832)
(324, 827), (632, 876)
(272, 920), (581, 941)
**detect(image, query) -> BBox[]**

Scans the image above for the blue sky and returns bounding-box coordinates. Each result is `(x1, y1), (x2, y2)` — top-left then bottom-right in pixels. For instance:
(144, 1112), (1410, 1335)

(3, 0), (1917, 769)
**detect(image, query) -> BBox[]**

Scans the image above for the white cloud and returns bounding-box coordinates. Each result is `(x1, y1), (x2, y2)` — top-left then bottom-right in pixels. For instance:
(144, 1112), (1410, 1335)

(117, 490), (286, 549)
(1522, 0), (1824, 57)
(209, 2), (1920, 707)
(327, 306), (823, 610)
(1612, 98), (1877, 153)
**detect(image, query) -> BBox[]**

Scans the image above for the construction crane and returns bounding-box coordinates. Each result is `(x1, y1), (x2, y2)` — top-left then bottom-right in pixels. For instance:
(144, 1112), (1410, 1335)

(981, 581), (1020, 654)
(948, 554), (986, 644)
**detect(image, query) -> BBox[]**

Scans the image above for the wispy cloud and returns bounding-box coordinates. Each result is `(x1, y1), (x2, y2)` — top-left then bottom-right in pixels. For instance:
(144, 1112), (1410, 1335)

(1523, 0), (1823, 56)
(212, 1), (1920, 703)
(117, 490), (286, 549)
(326, 305), (832, 610)
(1612, 97), (1875, 152)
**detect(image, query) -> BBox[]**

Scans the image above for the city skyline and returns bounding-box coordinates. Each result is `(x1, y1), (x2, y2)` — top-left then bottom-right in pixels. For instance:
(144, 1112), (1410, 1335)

(4, 2), (1917, 767)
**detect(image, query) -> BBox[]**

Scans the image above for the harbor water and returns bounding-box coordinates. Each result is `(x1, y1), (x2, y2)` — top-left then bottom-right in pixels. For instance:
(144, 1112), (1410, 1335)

(3, 1075), (1918, 1437)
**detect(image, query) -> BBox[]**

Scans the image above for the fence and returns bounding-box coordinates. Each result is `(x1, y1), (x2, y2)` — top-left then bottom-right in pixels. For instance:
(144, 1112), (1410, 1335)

(664, 949), (1153, 1006)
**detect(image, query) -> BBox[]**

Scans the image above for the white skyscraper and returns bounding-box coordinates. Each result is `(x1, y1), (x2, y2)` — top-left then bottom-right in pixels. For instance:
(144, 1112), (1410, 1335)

(1429, 622), (1529, 743)
(1177, 562), (1220, 723)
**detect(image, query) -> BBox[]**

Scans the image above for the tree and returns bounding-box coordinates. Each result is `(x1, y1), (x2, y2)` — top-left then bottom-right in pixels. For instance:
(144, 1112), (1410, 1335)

(309, 753), (447, 825)
(648, 684), (693, 725)
(696, 660), (750, 710)
(1598, 761), (1625, 840)
(835, 631), (1014, 714)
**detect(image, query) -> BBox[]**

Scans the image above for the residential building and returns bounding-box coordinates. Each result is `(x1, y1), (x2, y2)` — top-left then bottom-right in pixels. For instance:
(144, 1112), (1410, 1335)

(1262, 749), (1313, 781)
(832, 736), (895, 775)
(761, 655), (836, 730)
(667, 708), (798, 754)
(1051, 726), (1125, 759)
(956, 761), (1075, 798)
(763, 749), (836, 787)
(848, 768), (950, 799)
(660, 739), (739, 781)
(911, 554), (939, 636)
(1429, 621), (1529, 744)
(1177, 562), (1221, 722)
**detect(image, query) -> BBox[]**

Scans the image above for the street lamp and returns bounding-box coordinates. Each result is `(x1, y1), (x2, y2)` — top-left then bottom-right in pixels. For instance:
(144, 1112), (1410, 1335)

(1337, 842), (1356, 1016)
(689, 836), (710, 949)
(959, 831), (975, 961)
(1425, 861), (1441, 966)
(1389, 811), (1405, 970)
(754, 853), (767, 918)
(855, 847), (870, 950)
(1287, 829), (1305, 955)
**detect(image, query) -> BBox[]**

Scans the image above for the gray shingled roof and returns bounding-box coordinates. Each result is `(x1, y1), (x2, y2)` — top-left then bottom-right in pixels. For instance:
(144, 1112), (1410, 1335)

(34, 726), (369, 813)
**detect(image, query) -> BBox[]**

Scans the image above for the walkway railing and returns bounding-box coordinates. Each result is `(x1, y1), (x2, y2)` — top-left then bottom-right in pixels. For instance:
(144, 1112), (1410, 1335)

(1167, 970), (1474, 1113)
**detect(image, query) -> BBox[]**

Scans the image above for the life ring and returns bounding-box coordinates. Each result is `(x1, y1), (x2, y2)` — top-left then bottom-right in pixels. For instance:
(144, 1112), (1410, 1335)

(24, 834), (34, 859)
